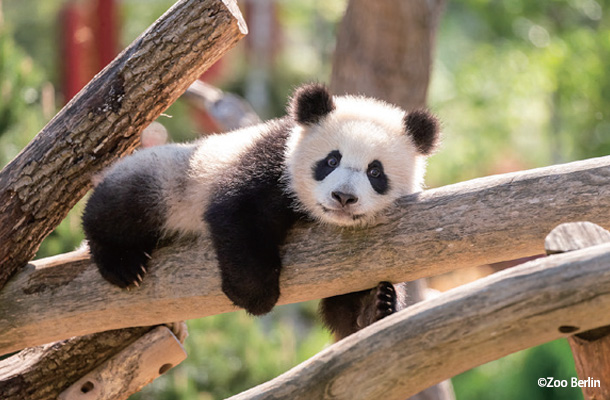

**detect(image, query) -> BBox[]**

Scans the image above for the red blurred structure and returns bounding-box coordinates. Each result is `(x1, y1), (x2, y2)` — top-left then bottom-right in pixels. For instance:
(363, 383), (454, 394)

(61, 0), (119, 102)
(59, 0), (279, 134)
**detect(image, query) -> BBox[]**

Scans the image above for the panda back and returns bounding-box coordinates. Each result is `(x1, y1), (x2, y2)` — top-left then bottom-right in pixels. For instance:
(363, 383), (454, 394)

(164, 118), (293, 236)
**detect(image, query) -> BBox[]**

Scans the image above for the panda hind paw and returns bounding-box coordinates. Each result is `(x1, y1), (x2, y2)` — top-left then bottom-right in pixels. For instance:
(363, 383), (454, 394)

(94, 248), (150, 289)
(374, 281), (397, 321)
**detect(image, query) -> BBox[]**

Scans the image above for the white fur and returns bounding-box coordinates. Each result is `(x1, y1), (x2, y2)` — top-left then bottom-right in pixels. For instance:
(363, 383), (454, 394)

(101, 125), (265, 236)
(285, 95), (426, 226)
(167, 125), (265, 234)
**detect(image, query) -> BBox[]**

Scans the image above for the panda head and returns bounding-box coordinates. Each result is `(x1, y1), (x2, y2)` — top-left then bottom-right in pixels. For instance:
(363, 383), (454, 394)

(285, 83), (440, 227)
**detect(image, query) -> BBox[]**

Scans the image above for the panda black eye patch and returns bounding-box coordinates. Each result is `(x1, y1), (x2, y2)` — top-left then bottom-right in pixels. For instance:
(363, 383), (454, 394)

(367, 160), (389, 194)
(313, 150), (342, 181)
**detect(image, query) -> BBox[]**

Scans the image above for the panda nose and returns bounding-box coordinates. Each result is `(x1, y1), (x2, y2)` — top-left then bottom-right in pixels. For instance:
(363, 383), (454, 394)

(332, 191), (358, 207)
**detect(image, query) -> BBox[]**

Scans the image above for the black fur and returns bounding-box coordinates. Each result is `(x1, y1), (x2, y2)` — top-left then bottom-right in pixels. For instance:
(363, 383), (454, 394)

(205, 118), (299, 315)
(320, 281), (403, 340)
(289, 83), (335, 126)
(404, 109), (440, 155)
(83, 169), (165, 287)
(313, 150), (342, 181)
(366, 160), (389, 194)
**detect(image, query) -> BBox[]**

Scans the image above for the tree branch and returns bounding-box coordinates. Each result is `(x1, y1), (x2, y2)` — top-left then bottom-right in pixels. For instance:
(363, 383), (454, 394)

(1, 155), (609, 355)
(0, 327), (153, 399)
(228, 242), (610, 400)
(0, 0), (247, 288)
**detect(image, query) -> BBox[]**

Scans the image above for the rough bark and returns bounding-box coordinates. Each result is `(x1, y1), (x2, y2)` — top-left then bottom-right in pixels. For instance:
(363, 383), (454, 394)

(544, 222), (610, 400)
(0, 0), (247, 289)
(227, 242), (610, 400)
(330, 0), (446, 110)
(58, 326), (187, 400)
(1, 155), (609, 355)
(0, 327), (152, 399)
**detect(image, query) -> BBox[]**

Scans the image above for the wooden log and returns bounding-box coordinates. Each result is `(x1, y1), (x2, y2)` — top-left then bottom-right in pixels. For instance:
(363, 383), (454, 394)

(0, 0), (247, 289)
(227, 242), (610, 400)
(544, 222), (610, 400)
(58, 326), (187, 400)
(0, 327), (152, 399)
(0, 155), (609, 355)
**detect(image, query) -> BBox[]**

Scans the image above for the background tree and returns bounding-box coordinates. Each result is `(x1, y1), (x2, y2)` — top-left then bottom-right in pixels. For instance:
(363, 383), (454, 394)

(330, 1), (453, 399)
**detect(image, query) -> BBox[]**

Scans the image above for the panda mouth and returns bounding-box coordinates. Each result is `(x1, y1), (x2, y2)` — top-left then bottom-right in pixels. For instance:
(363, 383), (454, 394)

(319, 204), (365, 221)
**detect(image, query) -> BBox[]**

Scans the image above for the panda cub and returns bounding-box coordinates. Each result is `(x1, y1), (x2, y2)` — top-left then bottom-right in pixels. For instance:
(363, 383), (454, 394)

(82, 83), (439, 340)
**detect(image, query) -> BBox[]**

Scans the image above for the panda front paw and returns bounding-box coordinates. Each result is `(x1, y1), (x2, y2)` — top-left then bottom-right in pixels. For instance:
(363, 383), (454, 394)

(89, 242), (150, 288)
(221, 277), (280, 316)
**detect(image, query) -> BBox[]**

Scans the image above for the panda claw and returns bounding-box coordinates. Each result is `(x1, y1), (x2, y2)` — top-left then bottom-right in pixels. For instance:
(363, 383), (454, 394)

(143, 252), (152, 260)
(374, 282), (397, 322)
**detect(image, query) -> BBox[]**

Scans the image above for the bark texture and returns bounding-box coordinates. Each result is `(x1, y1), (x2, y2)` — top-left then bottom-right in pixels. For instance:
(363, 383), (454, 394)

(58, 326), (186, 400)
(0, 0), (247, 289)
(1, 155), (609, 355)
(226, 242), (610, 400)
(0, 327), (151, 399)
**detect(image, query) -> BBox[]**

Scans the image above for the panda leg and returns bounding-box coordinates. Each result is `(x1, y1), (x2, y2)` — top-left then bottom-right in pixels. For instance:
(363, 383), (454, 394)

(205, 194), (295, 316)
(87, 238), (153, 288)
(83, 172), (164, 288)
(320, 282), (406, 341)
(209, 219), (283, 316)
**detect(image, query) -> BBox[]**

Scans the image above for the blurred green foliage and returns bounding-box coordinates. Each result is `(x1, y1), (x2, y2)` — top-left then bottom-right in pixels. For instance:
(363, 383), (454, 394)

(428, 0), (610, 186)
(0, 20), (45, 161)
(1, 0), (608, 399)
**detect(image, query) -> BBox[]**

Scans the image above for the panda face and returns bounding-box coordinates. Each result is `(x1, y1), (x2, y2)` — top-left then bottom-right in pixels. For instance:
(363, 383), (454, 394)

(311, 149), (390, 225)
(285, 96), (427, 227)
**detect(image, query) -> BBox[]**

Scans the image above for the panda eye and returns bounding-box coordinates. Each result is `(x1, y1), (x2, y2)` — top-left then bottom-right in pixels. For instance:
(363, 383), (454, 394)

(327, 156), (339, 168)
(368, 167), (381, 178)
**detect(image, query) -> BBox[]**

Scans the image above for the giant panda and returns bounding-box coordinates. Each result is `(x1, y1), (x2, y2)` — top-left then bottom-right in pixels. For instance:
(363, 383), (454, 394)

(82, 83), (439, 340)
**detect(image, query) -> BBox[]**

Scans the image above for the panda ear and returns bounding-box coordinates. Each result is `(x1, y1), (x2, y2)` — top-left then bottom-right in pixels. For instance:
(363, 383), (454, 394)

(288, 83), (335, 126)
(404, 109), (440, 156)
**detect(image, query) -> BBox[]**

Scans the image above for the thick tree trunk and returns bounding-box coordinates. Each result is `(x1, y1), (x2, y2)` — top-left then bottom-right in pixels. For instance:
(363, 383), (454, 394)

(330, 0), (445, 110)
(0, 0), (246, 289)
